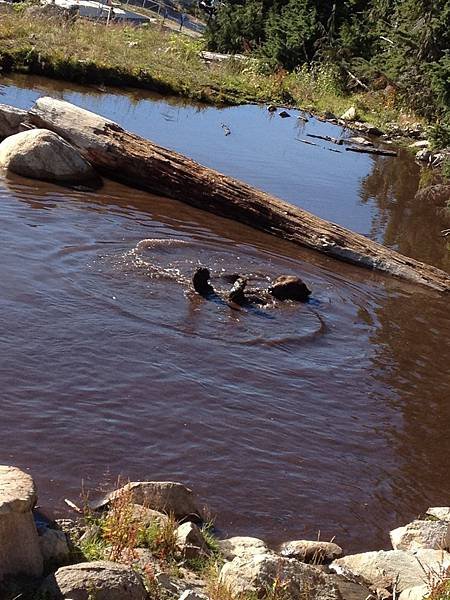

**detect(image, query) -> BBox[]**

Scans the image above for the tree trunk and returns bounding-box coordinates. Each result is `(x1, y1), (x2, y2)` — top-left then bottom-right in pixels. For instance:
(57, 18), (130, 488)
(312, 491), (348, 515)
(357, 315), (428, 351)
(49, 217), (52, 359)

(28, 96), (450, 292)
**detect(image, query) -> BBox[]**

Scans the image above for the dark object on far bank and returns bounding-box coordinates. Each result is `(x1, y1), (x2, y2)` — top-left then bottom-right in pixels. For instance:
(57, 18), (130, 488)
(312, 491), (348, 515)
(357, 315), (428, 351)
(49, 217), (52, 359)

(193, 267), (215, 297)
(269, 275), (311, 302)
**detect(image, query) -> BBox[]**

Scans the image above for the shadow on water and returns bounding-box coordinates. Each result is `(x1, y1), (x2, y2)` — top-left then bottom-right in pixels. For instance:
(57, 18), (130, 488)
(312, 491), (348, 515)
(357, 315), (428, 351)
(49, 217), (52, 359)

(0, 75), (449, 553)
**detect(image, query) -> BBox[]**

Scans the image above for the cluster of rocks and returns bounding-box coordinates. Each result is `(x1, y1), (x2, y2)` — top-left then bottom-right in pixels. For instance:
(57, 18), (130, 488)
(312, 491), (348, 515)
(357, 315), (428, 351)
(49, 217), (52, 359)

(0, 103), (102, 189)
(414, 148), (450, 168)
(1, 465), (450, 600)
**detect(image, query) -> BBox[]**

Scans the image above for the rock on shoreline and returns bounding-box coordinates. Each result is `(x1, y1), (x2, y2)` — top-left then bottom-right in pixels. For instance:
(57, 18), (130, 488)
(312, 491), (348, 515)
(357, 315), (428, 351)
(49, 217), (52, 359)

(1, 470), (450, 600)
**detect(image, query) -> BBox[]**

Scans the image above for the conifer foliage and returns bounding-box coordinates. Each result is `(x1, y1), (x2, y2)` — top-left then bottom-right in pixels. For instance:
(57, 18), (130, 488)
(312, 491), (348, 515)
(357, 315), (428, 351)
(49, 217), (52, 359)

(206, 0), (450, 122)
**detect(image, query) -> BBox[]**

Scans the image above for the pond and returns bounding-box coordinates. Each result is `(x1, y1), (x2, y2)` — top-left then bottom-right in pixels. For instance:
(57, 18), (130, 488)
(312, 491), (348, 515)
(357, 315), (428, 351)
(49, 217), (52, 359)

(1, 74), (449, 553)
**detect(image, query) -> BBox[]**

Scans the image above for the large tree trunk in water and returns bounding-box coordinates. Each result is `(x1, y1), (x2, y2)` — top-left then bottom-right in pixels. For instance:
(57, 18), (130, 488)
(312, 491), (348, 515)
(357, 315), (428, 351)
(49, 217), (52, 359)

(28, 96), (450, 292)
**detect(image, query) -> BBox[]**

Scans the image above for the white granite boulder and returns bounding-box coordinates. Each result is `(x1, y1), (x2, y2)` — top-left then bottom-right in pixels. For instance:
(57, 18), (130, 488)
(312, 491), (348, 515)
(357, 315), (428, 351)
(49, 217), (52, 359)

(398, 584), (430, 600)
(217, 536), (270, 561)
(390, 520), (450, 551)
(0, 128), (100, 186)
(280, 540), (343, 564)
(176, 522), (211, 559)
(38, 560), (147, 599)
(426, 508), (450, 522)
(340, 106), (357, 121)
(127, 503), (169, 528)
(91, 481), (202, 521)
(349, 137), (374, 147)
(220, 553), (341, 600)
(0, 104), (28, 139)
(0, 465), (43, 580)
(331, 549), (450, 593)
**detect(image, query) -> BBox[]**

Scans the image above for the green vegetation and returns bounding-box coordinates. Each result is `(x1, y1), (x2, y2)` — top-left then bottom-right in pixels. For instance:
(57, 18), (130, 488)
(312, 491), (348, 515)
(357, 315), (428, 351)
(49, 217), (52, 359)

(443, 157), (450, 182)
(77, 486), (181, 564)
(0, 7), (433, 130)
(75, 484), (222, 579)
(206, 0), (450, 126)
(427, 572), (450, 600)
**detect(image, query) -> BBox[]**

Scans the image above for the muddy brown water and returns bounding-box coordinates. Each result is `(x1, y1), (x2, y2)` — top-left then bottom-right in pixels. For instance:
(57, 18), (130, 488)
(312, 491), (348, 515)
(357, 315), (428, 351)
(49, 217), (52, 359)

(1, 75), (450, 553)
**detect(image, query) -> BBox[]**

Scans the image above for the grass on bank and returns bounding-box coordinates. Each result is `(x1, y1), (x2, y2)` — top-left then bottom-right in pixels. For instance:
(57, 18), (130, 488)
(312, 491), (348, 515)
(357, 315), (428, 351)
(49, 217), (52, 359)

(0, 7), (418, 130)
(73, 484), (297, 600)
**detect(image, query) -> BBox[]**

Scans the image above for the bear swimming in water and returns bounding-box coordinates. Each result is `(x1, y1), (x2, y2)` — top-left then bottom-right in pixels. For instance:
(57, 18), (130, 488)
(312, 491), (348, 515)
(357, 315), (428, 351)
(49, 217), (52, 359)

(192, 267), (311, 305)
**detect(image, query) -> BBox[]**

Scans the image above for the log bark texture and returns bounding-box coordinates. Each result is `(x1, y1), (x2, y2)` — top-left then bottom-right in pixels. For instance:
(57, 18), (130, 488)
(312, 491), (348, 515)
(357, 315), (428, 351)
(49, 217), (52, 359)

(28, 96), (450, 292)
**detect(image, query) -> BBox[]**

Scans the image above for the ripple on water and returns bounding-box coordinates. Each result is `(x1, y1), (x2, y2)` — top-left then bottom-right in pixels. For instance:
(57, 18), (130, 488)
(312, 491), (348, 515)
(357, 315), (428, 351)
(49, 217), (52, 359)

(1, 85), (449, 554)
(84, 236), (338, 348)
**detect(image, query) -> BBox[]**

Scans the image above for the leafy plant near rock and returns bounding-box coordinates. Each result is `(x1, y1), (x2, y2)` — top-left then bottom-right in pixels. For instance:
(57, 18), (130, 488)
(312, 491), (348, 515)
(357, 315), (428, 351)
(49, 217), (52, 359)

(100, 484), (142, 562)
(137, 513), (179, 562)
(429, 579), (450, 600)
(77, 486), (178, 565)
(426, 566), (450, 600)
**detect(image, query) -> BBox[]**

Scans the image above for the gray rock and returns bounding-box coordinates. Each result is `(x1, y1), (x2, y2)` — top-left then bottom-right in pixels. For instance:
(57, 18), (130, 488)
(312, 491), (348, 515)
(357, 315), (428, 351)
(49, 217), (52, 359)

(329, 574), (373, 600)
(409, 140), (430, 149)
(217, 536), (269, 561)
(355, 123), (383, 136)
(341, 107), (357, 121)
(390, 520), (450, 551)
(178, 590), (210, 600)
(155, 571), (180, 593)
(330, 549), (450, 593)
(219, 553), (341, 600)
(176, 522), (211, 559)
(426, 507), (450, 522)
(348, 137), (374, 147)
(415, 149), (432, 162)
(431, 152), (449, 166)
(0, 129), (100, 187)
(280, 540), (343, 563)
(0, 104), (28, 140)
(38, 560), (147, 599)
(39, 528), (70, 565)
(0, 465), (43, 580)
(176, 566), (208, 594)
(91, 481), (201, 521)
(131, 547), (160, 571)
(128, 503), (169, 528)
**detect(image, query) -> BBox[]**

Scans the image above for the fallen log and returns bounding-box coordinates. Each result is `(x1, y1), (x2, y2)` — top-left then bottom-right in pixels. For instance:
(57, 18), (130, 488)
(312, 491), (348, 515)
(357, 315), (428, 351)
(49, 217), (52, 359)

(307, 133), (343, 145)
(346, 146), (397, 157)
(296, 138), (318, 147)
(28, 96), (450, 292)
